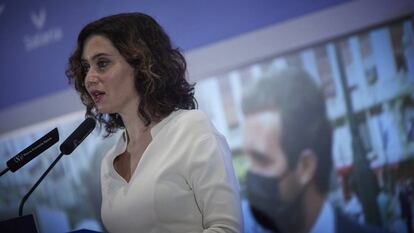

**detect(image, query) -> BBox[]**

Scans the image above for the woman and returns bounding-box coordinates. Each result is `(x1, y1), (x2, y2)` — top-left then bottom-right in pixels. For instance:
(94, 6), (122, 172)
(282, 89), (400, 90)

(66, 12), (243, 233)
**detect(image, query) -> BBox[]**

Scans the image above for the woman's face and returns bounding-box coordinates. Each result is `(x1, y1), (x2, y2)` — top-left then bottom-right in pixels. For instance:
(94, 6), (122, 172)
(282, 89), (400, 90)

(82, 35), (139, 115)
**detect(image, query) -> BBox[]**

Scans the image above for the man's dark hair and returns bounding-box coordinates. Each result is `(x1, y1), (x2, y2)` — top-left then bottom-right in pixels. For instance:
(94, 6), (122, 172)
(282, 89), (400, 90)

(66, 12), (197, 136)
(242, 67), (332, 194)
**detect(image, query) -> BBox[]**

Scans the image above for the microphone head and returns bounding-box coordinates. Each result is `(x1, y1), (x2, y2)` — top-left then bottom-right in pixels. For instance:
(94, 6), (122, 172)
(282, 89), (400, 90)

(60, 118), (96, 155)
(7, 128), (59, 172)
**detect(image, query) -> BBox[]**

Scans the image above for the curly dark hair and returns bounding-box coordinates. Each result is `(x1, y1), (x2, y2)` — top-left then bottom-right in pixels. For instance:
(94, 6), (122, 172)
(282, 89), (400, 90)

(66, 12), (197, 136)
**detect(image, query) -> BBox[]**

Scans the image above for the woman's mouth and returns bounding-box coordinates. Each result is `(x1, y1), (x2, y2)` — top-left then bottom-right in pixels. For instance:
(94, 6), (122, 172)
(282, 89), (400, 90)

(90, 90), (105, 103)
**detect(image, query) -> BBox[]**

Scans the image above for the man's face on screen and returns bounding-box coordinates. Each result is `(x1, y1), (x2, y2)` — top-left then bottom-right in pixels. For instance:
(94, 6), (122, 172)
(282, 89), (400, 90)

(243, 110), (307, 232)
(243, 110), (303, 201)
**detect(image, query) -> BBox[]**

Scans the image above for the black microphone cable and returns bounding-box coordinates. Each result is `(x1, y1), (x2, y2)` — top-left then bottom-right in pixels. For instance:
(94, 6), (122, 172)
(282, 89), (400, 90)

(18, 151), (64, 216)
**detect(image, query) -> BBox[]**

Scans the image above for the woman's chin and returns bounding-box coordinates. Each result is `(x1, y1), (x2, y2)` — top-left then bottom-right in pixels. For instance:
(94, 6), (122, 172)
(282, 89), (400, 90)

(96, 105), (110, 114)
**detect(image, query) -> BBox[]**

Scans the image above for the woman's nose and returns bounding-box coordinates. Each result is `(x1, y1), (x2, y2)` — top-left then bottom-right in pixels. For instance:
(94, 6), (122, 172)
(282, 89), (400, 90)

(84, 69), (99, 87)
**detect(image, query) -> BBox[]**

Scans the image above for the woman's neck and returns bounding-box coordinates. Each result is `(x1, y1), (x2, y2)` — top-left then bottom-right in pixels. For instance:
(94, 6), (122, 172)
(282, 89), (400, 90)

(119, 111), (151, 145)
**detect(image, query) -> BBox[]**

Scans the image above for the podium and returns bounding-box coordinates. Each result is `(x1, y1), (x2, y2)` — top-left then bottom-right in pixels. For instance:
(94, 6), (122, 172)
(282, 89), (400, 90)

(0, 214), (102, 233)
(70, 230), (102, 233)
(0, 214), (39, 233)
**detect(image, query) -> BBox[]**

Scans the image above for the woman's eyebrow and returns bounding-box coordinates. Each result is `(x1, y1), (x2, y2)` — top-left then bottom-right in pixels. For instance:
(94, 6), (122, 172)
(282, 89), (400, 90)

(81, 52), (112, 62)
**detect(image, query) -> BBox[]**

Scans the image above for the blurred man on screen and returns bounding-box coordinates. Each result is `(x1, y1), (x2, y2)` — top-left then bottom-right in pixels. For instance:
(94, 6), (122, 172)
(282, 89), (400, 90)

(241, 67), (385, 233)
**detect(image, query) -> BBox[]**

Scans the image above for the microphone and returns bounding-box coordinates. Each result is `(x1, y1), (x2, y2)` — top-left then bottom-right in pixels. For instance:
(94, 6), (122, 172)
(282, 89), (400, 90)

(18, 118), (96, 216)
(0, 128), (59, 177)
(60, 117), (96, 155)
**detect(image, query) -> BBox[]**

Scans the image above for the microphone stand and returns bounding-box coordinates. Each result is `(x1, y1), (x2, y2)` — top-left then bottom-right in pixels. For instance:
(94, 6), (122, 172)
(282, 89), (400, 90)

(19, 152), (64, 217)
(0, 167), (10, 177)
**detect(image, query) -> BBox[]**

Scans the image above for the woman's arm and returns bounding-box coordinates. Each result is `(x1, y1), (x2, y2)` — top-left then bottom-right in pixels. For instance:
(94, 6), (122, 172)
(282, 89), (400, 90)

(188, 133), (243, 233)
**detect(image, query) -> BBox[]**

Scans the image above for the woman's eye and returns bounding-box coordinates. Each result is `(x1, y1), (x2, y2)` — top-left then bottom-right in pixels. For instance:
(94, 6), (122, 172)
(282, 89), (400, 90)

(97, 60), (109, 69)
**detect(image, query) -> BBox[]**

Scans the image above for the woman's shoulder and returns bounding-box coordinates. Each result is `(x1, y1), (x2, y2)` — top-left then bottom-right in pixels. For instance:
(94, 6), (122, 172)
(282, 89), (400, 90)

(161, 109), (216, 138)
(175, 109), (209, 122)
(172, 109), (212, 130)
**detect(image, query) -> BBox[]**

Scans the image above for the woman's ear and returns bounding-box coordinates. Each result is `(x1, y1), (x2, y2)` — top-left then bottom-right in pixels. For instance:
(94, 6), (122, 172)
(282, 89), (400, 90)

(295, 149), (317, 186)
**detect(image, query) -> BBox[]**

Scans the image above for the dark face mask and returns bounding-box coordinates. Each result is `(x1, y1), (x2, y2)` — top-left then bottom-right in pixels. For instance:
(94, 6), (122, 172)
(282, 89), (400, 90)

(246, 171), (304, 233)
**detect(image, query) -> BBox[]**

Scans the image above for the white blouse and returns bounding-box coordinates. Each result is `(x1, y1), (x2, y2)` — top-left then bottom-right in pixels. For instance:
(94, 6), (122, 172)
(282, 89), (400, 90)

(101, 110), (243, 233)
